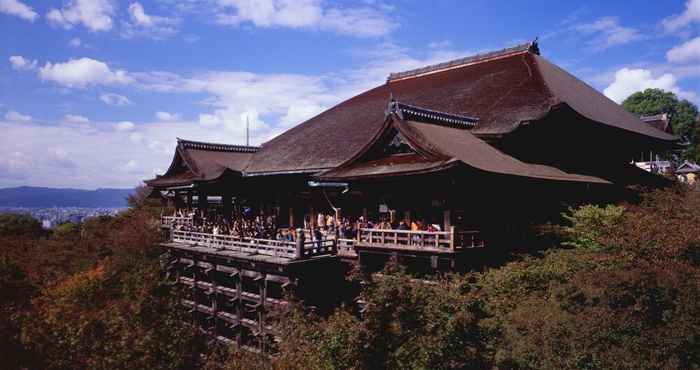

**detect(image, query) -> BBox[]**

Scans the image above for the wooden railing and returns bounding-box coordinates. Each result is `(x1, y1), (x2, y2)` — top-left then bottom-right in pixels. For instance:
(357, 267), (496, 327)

(169, 228), (337, 260)
(357, 227), (484, 252)
(455, 230), (485, 248)
(337, 238), (357, 258)
(171, 230), (297, 259)
(161, 216), (193, 228)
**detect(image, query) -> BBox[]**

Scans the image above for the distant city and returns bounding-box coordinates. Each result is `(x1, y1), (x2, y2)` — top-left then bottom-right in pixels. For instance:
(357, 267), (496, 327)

(0, 206), (126, 229)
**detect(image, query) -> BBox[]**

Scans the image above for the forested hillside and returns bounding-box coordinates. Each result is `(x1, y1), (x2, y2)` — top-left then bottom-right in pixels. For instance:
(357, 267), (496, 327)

(1, 187), (699, 370)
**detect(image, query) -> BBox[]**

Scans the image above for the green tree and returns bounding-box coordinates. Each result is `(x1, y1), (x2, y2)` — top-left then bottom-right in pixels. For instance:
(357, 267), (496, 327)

(622, 88), (700, 161)
(0, 214), (44, 237)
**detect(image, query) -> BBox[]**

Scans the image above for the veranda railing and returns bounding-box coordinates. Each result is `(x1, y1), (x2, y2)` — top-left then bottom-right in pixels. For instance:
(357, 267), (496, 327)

(161, 216), (193, 228)
(170, 228), (337, 260)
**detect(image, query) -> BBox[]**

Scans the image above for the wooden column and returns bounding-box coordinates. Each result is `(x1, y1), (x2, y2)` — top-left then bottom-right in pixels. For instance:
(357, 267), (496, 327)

(288, 207), (295, 229)
(198, 188), (208, 216)
(186, 192), (193, 209)
(222, 192), (233, 222)
(296, 228), (306, 259)
(443, 209), (451, 229)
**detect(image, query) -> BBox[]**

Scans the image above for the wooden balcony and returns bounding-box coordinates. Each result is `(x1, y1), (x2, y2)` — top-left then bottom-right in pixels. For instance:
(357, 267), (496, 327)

(356, 227), (484, 254)
(161, 216), (193, 228)
(169, 229), (336, 261)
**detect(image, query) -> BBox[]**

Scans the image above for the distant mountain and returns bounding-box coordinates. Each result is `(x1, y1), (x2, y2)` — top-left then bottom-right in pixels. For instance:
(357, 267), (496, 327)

(0, 186), (134, 207)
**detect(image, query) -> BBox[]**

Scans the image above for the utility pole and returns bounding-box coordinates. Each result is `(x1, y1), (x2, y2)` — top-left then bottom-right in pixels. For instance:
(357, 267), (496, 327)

(246, 116), (250, 146)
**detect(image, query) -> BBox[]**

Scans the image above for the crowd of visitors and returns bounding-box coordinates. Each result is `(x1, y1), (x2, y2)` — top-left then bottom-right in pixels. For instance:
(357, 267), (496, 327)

(165, 208), (445, 243)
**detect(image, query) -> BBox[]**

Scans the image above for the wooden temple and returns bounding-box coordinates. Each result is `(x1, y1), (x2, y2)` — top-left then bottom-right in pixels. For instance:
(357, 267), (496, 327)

(145, 41), (677, 349)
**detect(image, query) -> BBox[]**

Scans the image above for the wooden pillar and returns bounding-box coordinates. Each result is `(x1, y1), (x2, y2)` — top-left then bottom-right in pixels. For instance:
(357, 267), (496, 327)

(296, 228), (306, 259)
(186, 192), (193, 209)
(198, 188), (208, 216)
(309, 205), (316, 229)
(404, 210), (411, 224)
(222, 192), (233, 222)
(235, 271), (242, 347)
(443, 209), (451, 229)
(288, 207), (295, 229)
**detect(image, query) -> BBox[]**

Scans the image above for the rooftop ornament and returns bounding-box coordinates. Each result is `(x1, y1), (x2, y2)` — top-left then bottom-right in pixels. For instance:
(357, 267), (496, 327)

(386, 97), (479, 130)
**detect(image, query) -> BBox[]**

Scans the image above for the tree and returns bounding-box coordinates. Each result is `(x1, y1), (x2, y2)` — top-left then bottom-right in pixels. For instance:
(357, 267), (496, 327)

(0, 214), (44, 237)
(622, 88), (700, 161)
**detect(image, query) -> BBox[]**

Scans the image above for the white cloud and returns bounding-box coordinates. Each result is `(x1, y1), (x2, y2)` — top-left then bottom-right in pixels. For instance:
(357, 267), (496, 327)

(122, 2), (179, 39)
(63, 114), (90, 124)
(69, 37), (82, 47)
(662, 0), (700, 33)
(46, 0), (115, 32)
(4, 110), (31, 122)
(576, 17), (642, 50)
(215, 0), (395, 37)
(38, 58), (132, 88)
(116, 121), (135, 131)
(9, 55), (37, 71)
(100, 92), (132, 106)
(667, 36), (700, 64)
(603, 68), (698, 103)
(129, 132), (144, 143)
(0, 42), (485, 188)
(0, 0), (37, 21)
(155, 111), (180, 121)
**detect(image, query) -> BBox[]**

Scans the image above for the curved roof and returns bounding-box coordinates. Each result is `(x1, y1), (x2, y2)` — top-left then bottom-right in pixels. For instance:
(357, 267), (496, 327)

(246, 42), (675, 175)
(319, 114), (609, 184)
(145, 139), (258, 188)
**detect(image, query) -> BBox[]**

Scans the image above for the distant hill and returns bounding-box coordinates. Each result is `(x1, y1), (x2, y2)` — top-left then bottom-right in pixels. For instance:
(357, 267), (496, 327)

(0, 186), (134, 207)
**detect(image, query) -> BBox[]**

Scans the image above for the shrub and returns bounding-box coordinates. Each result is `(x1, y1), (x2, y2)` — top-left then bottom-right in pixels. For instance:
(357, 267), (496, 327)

(561, 204), (625, 250)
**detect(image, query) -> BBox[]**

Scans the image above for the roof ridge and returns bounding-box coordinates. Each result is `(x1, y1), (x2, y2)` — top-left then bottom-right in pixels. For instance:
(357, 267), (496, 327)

(177, 138), (260, 153)
(387, 40), (539, 83)
(387, 99), (479, 129)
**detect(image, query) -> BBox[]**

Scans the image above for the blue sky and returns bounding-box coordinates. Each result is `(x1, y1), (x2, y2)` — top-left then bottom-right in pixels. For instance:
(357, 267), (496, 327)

(1, 0), (699, 189)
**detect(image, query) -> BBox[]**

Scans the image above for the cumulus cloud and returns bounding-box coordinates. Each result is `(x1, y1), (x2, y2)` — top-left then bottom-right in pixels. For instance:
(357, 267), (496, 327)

(662, 0), (700, 33)
(63, 114), (90, 124)
(0, 0), (37, 21)
(100, 92), (131, 106)
(603, 68), (698, 103)
(38, 58), (132, 88)
(576, 17), (642, 50)
(9, 55), (37, 71)
(215, 0), (395, 37)
(0, 41), (482, 187)
(116, 121), (135, 131)
(69, 37), (82, 47)
(122, 2), (179, 39)
(46, 0), (115, 32)
(667, 36), (700, 64)
(155, 111), (180, 121)
(4, 110), (32, 122)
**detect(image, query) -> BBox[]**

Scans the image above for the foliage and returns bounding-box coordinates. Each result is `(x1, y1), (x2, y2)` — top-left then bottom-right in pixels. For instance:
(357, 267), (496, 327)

(0, 213), (44, 237)
(2, 187), (700, 370)
(622, 88), (700, 161)
(560, 204), (625, 250)
(0, 206), (205, 370)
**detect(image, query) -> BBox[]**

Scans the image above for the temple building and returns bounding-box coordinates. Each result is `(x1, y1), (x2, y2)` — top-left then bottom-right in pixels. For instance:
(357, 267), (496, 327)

(145, 41), (677, 349)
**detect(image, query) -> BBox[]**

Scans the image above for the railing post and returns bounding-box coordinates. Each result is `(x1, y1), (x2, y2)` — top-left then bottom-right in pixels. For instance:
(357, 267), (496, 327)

(331, 228), (338, 255)
(449, 226), (455, 252)
(296, 228), (306, 260)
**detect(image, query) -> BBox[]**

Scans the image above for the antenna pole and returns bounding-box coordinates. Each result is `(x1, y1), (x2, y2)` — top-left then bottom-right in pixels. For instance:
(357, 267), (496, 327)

(246, 116), (250, 146)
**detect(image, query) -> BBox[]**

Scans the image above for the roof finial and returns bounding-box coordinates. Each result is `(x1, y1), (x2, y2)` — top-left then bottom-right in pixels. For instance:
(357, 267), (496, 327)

(529, 37), (540, 55)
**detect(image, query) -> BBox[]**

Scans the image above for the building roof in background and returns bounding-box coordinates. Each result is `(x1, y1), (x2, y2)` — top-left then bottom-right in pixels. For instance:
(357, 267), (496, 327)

(676, 161), (700, 174)
(640, 113), (673, 134)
